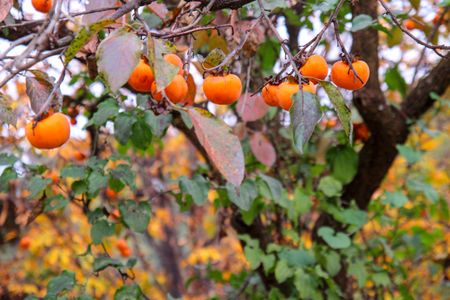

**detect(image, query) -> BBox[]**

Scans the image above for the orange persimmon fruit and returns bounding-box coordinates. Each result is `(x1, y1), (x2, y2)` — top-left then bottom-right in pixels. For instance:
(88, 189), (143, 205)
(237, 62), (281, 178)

(128, 59), (154, 93)
(164, 53), (184, 75)
(151, 74), (188, 104)
(26, 112), (70, 149)
(262, 84), (280, 107)
(277, 81), (317, 111)
(300, 54), (328, 84)
(330, 59), (370, 91)
(203, 74), (242, 105)
(19, 236), (32, 250)
(32, 0), (52, 13)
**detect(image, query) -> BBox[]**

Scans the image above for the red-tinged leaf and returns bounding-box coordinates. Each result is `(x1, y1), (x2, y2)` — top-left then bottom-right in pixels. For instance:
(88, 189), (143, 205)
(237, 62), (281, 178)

(237, 93), (269, 122)
(233, 122), (247, 141)
(0, 0), (13, 22)
(148, 2), (168, 19)
(26, 71), (62, 114)
(249, 132), (276, 168)
(96, 29), (142, 92)
(182, 74), (196, 106)
(82, 0), (117, 25)
(188, 108), (245, 187)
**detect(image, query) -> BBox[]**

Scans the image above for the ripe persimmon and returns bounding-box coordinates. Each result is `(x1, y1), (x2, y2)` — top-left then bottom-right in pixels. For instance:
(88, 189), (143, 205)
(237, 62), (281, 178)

(19, 236), (32, 250)
(354, 122), (370, 142)
(128, 59), (154, 93)
(151, 74), (188, 104)
(105, 187), (118, 199)
(300, 54), (328, 84)
(262, 84), (279, 107)
(26, 112), (70, 149)
(164, 53), (184, 75)
(74, 151), (86, 161)
(120, 247), (132, 257)
(330, 60), (370, 91)
(32, 0), (52, 13)
(70, 117), (77, 125)
(116, 239), (128, 252)
(277, 81), (317, 111)
(203, 74), (242, 105)
(404, 19), (416, 30)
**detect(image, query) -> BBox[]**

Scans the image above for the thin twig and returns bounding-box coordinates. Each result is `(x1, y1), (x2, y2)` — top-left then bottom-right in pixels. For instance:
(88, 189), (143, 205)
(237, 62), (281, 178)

(378, 0), (449, 57)
(204, 18), (261, 72)
(411, 6), (449, 84)
(257, 0), (302, 83)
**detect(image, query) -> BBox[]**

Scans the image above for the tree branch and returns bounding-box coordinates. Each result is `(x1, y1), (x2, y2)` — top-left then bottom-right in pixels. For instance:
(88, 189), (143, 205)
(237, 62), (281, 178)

(186, 0), (255, 11)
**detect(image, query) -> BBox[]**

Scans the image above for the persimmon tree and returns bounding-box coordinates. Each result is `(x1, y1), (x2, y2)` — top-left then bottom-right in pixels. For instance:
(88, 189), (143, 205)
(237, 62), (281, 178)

(0, 0), (449, 299)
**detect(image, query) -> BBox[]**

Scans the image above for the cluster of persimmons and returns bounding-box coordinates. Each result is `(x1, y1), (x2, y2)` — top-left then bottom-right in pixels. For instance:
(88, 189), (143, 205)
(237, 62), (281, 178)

(262, 55), (369, 110)
(26, 0), (370, 152)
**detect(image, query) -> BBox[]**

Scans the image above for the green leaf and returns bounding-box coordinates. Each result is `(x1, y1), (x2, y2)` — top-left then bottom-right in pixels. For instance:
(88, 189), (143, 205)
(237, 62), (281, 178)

(226, 180), (258, 211)
(406, 178), (439, 202)
(88, 99), (119, 127)
(327, 146), (358, 184)
(396, 144), (422, 164)
(203, 48), (226, 68)
(333, 207), (368, 228)
(72, 180), (88, 194)
(257, 38), (280, 76)
(275, 259), (294, 283)
(61, 165), (88, 179)
(261, 254), (276, 273)
(110, 164), (137, 192)
(293, 187), (312, 215)
(44, 195), (69, 212)
(88, 170), (108, 195)
(290, 91), (322, 153)
(114, 284), (144, 300)
(150, 38), (179, 91)
(382, 191), (408, 208)
(348, 260), (367, 287)
(179, 175), (209, 206)
(144, 110), (172, 138)
(96, 30), (142, 92)
(324, 250), (341, 276)
(318, 226), (351, 249)
(115, 112), (137, 144)
(27, 176), (52, 199)
(119, 200), (151, 233)
(46, 270), (76, 297)
(65, 20), (114, 65)
(91, 219), (115, 244)
(387, 26), (403, 47)
(409, 0), (421, 10)
(320, 81), (353, 141)
(130, 118), (152, 150)
(351, 14), (374, 32)
(318, 176), (342, 197)
(279, 248), (316, 268)
(0, 167), (17, 192)
(385, 66), (407, 97)
(0, 153), (17, 166)
(244, 246), (263, 270)
(294, 268), (320, 299)
(258, 174), (283, 201)
(372, 271), (391, 287)
(179, 110), (193, 129)
(93, 256), (123, 272)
